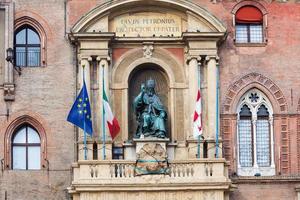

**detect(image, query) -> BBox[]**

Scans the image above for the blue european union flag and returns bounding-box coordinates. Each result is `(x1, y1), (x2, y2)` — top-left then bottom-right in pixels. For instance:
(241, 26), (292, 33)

(67, 81), (93, 135)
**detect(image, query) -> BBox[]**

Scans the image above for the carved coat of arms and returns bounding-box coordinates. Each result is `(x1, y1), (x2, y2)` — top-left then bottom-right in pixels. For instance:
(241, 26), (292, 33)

(135, 143), (169, 175)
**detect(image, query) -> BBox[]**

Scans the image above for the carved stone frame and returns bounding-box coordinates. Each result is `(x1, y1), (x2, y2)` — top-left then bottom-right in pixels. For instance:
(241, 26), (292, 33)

(3, 114), (47, 169)
(111, 48), (187, 142)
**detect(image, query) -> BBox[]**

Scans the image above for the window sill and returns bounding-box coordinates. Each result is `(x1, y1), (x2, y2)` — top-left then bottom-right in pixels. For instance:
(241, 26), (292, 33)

(7, 168), (42, 171)
(17, 66), (44, 68)
(238, 166), (275, 176)
(234, 42), (267, 47)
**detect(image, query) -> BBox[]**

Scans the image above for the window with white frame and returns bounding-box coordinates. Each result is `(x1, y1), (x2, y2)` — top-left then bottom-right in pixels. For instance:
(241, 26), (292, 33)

(12, 125), (41, 170)
(235, 6), (264, 44)
(237, 89), (275, 176)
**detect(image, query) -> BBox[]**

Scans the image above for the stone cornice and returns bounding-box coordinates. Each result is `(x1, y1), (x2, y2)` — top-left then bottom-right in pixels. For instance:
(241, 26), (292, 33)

(182, 32), (226, 41)
(69, 32), (115, 43)
(231, 176), (300, 184)
(69, 181), (232, 193)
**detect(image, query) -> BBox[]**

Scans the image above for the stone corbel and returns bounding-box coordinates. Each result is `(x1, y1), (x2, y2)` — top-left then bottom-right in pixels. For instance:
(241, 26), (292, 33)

(3, 83), (15, 101)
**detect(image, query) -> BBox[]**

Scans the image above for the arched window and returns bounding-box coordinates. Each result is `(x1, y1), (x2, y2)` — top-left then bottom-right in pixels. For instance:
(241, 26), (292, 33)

(237, 89), (275, 176)
(15, 26), (41, 67)
(12, 125), (41, 170)
(232, 1), (268, 45)
(235, 6), (263, 43)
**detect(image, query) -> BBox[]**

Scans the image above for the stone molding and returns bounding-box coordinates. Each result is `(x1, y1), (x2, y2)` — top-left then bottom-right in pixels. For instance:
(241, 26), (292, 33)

(111, 48), (186, 89)
(231, 0), (268, 15)
(232, 175), (300, 183)
(222, 72), (288, 114)
(2, 112), (48, 169)
(71, 0), (226, 33)
(15, 10), (53, 66)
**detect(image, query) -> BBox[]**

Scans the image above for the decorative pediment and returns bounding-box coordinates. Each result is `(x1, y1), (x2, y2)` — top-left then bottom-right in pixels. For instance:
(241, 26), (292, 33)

(71, 0), (226, 36)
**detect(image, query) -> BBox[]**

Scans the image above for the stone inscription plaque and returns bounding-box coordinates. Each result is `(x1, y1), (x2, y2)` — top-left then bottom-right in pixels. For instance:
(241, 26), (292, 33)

(110, 12), (182, 37)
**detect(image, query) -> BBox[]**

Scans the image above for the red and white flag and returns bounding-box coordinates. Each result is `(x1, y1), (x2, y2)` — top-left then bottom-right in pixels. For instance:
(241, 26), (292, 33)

(193, 89), (203, 139)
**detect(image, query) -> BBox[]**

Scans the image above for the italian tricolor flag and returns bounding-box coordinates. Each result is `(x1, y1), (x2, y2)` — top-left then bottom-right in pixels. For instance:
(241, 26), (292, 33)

(103, 90), (120, 139)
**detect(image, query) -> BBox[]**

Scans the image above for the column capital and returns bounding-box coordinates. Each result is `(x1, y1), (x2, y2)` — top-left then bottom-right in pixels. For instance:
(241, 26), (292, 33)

(80, 56), (93, 63)
(205, 55), (219, 62)
(96, 56), (111, 64)
(186, 55), (202, 64)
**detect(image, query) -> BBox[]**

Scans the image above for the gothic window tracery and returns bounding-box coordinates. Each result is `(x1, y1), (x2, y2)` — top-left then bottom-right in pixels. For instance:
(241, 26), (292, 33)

(237, 89), (275, 176)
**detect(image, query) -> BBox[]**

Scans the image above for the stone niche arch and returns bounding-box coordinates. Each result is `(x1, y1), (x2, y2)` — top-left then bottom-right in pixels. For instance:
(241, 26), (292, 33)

(111, 48), (185, 89)
(128, 63), (170, 139)
(223, 72), (288, 114)
(111, 48), (186, 141)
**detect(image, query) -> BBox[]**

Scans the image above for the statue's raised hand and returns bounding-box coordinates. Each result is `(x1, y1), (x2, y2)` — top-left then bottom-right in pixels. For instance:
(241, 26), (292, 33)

(141, 83), (146, 93)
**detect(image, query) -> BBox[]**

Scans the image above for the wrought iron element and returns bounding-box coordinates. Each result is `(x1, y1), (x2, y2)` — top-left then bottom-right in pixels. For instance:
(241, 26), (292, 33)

(6, 48), (21, 75)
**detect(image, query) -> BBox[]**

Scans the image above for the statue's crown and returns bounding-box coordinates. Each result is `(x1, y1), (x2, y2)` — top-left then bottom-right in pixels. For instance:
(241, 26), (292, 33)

(146, 79), (155, 88)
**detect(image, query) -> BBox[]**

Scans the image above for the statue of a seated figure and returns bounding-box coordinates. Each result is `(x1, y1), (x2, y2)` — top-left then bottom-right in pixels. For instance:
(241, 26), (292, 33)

(133, 79), (167, 139)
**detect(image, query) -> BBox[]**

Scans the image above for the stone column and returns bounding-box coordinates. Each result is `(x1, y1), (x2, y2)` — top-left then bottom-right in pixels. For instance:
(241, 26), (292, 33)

(79, 57), (92, 93)
(252, 116), (258, 168)
(97, 57), (110, 139)
(78, 56), (92, 160)
(206, 55), (219, 158)
(206, 56), (218, 138)
(236, 119), (241, 168)
(98, 57), (110, 95)
(96, 57), (112, 160)
(270, 116), (275, 167)
(187, 56), (201, 139)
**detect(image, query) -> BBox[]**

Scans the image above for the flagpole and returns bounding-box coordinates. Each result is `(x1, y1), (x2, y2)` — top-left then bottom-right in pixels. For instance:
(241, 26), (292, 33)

(102, 64), (106, 160)
(215, 62), (219, 158)
(83, 65), (87, 160)
(197, 60), (201, 159)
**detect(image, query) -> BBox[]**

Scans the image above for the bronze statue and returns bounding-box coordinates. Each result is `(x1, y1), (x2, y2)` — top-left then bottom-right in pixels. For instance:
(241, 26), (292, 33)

(133, 79), (167, 138)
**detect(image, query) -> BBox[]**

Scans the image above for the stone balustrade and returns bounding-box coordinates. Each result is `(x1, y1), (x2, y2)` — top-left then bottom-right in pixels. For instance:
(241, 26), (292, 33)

(69, 159), (231, 200)
(72, 159), (229, 183)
